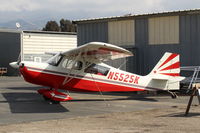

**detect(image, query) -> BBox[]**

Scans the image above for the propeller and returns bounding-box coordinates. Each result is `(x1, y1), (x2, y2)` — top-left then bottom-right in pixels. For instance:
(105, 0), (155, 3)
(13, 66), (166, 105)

(9, 62), (19, 69)
(9, 51), (21, 69)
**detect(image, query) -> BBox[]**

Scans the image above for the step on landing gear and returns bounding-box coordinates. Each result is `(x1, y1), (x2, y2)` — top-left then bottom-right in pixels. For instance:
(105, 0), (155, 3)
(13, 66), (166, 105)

(38, 88), (72, 104)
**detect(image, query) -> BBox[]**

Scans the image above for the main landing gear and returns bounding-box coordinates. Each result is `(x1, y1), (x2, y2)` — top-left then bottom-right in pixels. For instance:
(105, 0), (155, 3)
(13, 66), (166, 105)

(168, 91), (178, 99)
(37, 88), (72, 104)
(42, 95), (60, 104)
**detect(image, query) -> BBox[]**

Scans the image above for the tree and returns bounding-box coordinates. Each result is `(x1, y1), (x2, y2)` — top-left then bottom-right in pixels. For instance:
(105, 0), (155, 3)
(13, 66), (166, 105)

(60, 19), (77, 32)
(60, 19), (71, 32)
(42, 19), (77, 32)
(42, 21), (60, 31)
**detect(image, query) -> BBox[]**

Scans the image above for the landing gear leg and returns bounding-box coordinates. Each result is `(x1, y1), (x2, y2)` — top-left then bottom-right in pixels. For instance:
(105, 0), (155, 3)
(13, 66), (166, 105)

(168, 91), (178, 99)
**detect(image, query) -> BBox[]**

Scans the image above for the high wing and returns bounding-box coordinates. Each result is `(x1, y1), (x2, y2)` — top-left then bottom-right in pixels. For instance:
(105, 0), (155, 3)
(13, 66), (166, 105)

(61, 42), (133, 62)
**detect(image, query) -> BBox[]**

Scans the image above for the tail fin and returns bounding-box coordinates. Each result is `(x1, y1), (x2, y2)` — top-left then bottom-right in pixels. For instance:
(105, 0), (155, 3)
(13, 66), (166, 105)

(150, 52), (180, 77)
(148, 52), (184, 90)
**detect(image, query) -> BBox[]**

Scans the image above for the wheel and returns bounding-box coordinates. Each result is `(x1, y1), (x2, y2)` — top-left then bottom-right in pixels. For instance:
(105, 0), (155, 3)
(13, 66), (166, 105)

(50, 100), (60, 104)
(43, 95), (50, 101)
(171, 93), (177, 99)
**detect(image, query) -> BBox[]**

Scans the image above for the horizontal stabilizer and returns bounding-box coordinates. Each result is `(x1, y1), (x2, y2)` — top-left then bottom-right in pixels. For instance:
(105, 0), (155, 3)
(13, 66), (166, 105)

(151, 75), (185, 82)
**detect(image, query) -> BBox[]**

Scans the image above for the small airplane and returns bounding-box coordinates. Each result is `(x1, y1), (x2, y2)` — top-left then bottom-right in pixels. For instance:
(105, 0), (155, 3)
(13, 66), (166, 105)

(10, 42), (185, 104)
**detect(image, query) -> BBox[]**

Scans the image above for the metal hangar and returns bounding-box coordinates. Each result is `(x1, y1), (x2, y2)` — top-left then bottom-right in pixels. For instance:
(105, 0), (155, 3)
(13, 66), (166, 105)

(73, 9), (200, 76)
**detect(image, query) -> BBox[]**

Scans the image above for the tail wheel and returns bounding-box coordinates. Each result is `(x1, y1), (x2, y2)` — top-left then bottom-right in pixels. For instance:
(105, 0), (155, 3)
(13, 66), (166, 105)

(170, 92), (178, 99)
(171, 94), (177, 99)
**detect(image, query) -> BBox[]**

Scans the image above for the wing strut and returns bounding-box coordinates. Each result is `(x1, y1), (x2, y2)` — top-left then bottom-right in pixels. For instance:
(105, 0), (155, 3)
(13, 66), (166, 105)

(117, 58), (128, 69)
(62, 52), (82, 85)
(90, 73), (110, 106)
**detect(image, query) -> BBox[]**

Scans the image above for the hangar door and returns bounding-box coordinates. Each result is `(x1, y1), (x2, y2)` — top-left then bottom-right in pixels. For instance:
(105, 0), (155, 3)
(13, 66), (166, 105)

(107, 20), (135, 72)
(22, 32), (77, 62)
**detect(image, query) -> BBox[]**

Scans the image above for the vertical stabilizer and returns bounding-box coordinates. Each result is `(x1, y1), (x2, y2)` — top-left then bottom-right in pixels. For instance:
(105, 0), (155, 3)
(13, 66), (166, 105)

(149, 52), (180, 77)
(148, 52), (184, 90)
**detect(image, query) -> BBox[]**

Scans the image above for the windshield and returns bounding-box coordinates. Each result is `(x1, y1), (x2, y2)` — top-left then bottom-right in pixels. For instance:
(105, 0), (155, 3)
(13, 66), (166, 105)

(47, 53), (63, 66)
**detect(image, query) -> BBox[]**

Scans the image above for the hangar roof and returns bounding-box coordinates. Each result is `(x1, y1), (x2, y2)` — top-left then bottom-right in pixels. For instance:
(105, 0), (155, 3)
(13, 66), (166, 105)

(23, 30), (76, 35)
(73, 9), (200, 24)
(0, 29), (76, 35)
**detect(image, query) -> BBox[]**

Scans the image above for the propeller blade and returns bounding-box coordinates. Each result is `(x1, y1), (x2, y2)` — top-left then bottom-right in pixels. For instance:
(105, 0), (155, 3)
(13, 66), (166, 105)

(9, 62), (19, 69)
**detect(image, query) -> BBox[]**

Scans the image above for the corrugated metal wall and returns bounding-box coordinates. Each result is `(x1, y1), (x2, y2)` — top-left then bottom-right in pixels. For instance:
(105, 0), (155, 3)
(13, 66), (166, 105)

(135, 18), (148, 75)
(23, 32), (77, 62)
(0, 32), (21, 76)
(180, 14), (200, 66)
(77, 22), (108, 46)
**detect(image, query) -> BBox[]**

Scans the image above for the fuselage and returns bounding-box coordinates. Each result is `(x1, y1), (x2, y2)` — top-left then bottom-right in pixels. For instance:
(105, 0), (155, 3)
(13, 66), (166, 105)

(19, 60), (154, 92)
(10, 49), (183, 93)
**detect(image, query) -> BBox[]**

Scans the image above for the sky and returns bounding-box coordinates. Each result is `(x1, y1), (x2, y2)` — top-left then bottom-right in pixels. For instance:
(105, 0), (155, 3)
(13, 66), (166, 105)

(0, 0), (199, 29)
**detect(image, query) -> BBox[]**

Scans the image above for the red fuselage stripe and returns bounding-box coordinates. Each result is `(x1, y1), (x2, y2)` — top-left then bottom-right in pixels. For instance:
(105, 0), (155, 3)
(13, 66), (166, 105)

(20, 66), (163, 92)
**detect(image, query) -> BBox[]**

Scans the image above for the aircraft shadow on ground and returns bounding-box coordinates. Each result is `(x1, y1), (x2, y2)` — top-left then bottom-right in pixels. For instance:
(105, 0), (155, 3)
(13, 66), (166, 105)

(5, 86), (159, 102)
(70, 96), (158, 102)
(5, 86), (45, 91)
(2, 87), (157, 113)
(70, 91), (158, 102)
(1, 92), (69, 113)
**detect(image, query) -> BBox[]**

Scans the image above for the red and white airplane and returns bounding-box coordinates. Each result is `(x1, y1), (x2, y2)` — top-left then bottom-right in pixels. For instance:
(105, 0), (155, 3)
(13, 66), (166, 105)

(10, 42), (185, 104)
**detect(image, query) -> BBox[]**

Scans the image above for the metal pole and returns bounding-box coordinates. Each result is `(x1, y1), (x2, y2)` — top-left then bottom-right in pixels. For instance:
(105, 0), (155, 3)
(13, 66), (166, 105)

(185, 86), (197, 116)
(187, 68), (197, 93)
(196, 89), (200, 105)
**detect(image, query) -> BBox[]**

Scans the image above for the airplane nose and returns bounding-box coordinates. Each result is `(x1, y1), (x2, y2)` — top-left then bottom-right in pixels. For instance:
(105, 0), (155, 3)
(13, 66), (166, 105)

(20, 63), (24, 68)
(9, 62), (19, 69)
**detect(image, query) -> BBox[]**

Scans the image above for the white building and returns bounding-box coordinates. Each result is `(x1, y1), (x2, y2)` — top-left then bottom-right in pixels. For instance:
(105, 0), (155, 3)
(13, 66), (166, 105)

(0, 29), (77, 75)
(22, 31), (77, 62)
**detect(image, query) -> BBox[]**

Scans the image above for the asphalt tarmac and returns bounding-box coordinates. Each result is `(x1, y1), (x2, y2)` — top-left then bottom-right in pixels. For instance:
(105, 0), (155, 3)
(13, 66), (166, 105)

(0, 77), (199, 125)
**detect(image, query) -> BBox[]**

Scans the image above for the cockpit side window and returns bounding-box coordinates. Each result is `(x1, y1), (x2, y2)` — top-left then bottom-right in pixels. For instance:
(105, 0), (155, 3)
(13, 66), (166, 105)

(84, 63), (110, 76)
(47, 53), (63, 66)
(62, 58), (83, 70)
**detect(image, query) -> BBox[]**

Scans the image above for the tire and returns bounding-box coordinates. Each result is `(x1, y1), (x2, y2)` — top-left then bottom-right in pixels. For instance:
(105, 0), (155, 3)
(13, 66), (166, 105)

(43, 95), (50, 101)
(50, 100), (60, 104)
(171, 93), (177, 99)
